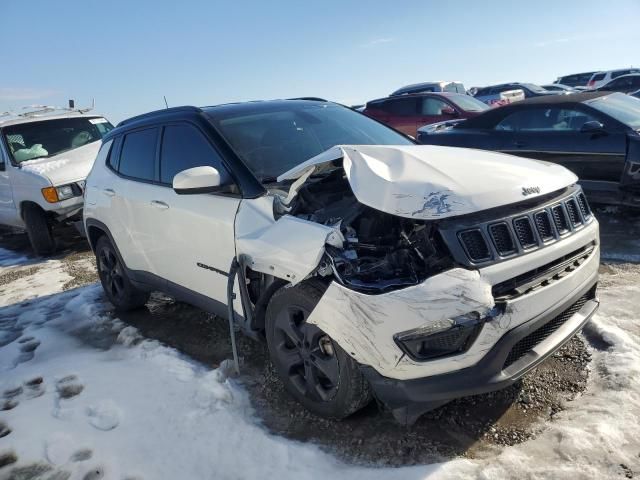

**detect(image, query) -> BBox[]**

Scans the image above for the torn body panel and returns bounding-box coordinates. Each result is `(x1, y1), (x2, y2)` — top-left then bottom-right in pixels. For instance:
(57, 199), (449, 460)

(278, 145), (578, 220)
(235, 195), (341, 284)
(307, 233), (600, 381)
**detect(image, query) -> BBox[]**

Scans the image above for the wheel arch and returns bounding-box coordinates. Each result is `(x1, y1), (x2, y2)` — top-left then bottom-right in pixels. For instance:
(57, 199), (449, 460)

(84, 218), (129, 270)
(19, 200), (47, 220)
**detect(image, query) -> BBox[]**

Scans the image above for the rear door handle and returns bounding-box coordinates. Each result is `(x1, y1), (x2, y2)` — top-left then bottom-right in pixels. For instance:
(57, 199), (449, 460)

(103, 188), (115, 197)
(151, 200), (169, 210)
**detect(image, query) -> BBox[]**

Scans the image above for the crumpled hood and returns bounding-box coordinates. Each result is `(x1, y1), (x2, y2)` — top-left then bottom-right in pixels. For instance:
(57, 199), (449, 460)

(20, 141), (101, 186)
(278, 145), (578, 220)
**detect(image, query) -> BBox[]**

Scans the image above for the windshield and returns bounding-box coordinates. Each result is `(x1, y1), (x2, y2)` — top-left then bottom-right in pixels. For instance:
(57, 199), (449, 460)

(587, 93), (640, 129)
(447, 94), (489, 112)
(522, 83), (549, 93)
(207, 102), (413, 181)
(3, 117), (114, 163)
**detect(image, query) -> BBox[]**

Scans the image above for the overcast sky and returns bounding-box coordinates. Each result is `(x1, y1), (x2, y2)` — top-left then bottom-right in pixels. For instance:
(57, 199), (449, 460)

(2, 0), (639, 123)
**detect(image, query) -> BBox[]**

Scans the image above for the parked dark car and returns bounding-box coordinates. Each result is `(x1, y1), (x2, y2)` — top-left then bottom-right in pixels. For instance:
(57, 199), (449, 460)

(418, 92), (640, 208)
(595, 74), (640, 94)
(474, 83), (558, 100)
(363, 92), (489, 137)
(554, 71), (598, 88)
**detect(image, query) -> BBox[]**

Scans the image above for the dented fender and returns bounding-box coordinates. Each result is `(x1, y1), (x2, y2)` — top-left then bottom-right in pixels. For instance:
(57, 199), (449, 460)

(306, 268), (495, 380)
(234, 195), (341, 284)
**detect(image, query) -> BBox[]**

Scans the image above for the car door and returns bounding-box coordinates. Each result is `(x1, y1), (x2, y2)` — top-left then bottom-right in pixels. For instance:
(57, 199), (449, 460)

(384, 97), (420, 136)
(148, 122), (240, 306)
(108, 127), (166, 276)
(416, 97), (458, 129)
(501, 107), (626, 181)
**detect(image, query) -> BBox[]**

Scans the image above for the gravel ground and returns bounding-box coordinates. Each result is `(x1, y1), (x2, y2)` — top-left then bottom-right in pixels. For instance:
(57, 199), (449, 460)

(0, 209), (632, 467)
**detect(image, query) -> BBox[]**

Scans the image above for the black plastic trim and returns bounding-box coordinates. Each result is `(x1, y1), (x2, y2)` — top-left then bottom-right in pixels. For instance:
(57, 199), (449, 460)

(361, 279), (598, 417)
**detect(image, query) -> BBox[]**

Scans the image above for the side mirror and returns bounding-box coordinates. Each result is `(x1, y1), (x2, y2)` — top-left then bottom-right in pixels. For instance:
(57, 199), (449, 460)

(580, 120), (606, 134)
(173, 166), (221, 195)
(0, 162), (5, 172)
(441, 106), (458, 116)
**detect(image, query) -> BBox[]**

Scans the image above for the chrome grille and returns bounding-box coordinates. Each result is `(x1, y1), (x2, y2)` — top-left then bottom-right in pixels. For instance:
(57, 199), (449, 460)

(458, 229), (491, 262)
(534, 211), (554, 241)
(449, 188), (594, 266)
(513, 217), (537, 249)
(565, 199), (581, 226)
(489, 223), (516, 256)
(577, 193), (591, 219)
(552, 205), (569, 234)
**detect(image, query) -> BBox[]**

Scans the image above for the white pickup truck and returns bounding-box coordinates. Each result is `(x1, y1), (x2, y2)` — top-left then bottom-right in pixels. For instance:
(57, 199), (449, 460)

(0, 110), (113, 253)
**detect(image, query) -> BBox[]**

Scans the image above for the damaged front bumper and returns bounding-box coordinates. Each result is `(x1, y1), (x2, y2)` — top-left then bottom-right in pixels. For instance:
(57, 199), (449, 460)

(305, 219), (600, 423)
(361, 280), (598, 425)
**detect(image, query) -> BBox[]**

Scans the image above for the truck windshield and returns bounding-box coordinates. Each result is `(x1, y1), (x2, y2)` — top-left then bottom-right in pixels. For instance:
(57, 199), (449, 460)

(3, 117), (114, 163)
(206, 102), (413, 181)
(587, 93), (640, 130)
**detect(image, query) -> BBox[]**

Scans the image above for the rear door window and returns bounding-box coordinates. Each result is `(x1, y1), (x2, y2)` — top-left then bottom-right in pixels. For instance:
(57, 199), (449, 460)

(386, 98), (418, 116)
(118, 128), (158, 181)
(159, 124), (231, 185)
(420, 98), (450, 115)
(592, 73), (606, 82)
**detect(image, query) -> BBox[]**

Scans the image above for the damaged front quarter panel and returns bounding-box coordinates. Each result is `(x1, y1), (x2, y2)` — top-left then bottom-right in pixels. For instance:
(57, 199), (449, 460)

(235, 195), (343, 284)
(305, 268), (496, 380)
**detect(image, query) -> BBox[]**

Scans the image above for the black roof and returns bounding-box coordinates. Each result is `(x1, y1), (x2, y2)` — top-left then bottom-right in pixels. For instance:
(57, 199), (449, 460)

(108, 99), (331, 139)
(461, 91), (612, 129)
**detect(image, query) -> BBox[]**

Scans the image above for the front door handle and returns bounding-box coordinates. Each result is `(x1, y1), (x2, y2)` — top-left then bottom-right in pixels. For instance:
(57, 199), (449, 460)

(103, 188), (115, 197)
(151, 200), (169, 210)
(514, 140), (527, 148)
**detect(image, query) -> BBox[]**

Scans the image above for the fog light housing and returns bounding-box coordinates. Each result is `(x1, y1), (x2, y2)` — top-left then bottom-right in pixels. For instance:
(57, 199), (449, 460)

(394, 312), (483, 361)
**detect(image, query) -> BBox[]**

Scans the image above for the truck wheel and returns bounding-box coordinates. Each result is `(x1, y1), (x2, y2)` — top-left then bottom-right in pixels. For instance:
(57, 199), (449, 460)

(265, 281), (372, 419)
(95, 236), (149, 311)
(23, 204), (55, 255)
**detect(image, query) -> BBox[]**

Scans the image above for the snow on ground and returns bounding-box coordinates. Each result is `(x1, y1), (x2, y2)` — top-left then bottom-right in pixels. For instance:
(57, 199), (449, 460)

(0, 261), (638, 479)
(0, 247), (29, 269)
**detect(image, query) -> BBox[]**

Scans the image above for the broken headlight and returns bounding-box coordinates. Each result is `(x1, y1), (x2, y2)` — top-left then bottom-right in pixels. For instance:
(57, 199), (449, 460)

(393, 312), (483, 361)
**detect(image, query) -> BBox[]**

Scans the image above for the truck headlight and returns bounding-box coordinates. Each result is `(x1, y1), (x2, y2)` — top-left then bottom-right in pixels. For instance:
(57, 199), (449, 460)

(41, 184), (81, 203)
(393, 312), (483, 361)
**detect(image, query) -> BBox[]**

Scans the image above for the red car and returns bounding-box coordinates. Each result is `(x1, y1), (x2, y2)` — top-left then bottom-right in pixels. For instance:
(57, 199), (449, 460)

(363, 92), (489, 137)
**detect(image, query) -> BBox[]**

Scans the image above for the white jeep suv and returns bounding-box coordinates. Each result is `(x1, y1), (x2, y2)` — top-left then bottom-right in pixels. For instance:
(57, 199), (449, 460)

(84, 100), (600, 424)
(0, 110), (113, 253)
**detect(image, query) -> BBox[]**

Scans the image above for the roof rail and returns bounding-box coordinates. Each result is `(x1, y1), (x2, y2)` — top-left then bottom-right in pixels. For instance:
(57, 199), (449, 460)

(0, 99), (95, 121)
(287, 97), (328, 102)
(117, 106), (201, 127)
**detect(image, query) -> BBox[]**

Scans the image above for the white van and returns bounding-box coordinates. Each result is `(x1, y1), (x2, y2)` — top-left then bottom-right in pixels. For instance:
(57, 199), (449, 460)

(0, 109), (113, 253)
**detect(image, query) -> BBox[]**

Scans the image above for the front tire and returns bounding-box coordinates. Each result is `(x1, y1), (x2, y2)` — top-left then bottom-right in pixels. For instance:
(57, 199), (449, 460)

(95, 236), (149, 311)
(23, 204), (55, 255)
(265, 281), (372, 419)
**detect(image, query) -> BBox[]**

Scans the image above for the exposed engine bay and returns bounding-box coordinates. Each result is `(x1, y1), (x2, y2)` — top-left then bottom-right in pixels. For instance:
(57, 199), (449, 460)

(277, 168), (453, 293)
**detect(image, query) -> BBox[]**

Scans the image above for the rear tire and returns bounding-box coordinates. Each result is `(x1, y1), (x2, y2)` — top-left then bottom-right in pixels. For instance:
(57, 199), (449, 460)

(23, 204), (55, 255)
(95, 236), (149, 311)
(265, 281), (372, 419)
